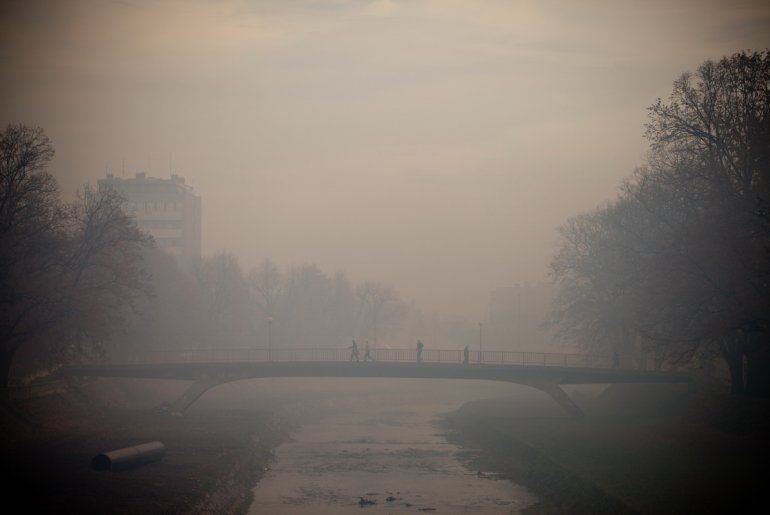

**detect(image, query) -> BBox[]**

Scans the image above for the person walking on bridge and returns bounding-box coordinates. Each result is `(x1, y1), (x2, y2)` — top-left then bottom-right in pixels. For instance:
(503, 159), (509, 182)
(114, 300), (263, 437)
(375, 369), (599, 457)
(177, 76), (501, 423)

(363, 340), (374, 361)
(416, 340), (424, 362)
(463, 345), (469, 365)
(349, 339), (360, 362)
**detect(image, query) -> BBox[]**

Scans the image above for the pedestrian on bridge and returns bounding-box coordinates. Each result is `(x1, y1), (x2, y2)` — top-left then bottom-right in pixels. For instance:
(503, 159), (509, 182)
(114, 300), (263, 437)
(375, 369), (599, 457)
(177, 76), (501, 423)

(416, 340), (424, 362)
(349, 340), (360, 362)
(463, 345), (469, 365)
(363, 340), (374, 361)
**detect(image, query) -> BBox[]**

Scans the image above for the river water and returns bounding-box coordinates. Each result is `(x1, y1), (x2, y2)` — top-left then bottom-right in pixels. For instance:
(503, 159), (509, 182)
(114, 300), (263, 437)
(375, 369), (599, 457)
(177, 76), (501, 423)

(247, 380), (538, 514)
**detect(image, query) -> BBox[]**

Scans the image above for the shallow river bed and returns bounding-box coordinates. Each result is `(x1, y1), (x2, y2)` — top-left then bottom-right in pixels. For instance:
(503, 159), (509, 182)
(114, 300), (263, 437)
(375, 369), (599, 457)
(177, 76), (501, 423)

(248, 388), (537, 514)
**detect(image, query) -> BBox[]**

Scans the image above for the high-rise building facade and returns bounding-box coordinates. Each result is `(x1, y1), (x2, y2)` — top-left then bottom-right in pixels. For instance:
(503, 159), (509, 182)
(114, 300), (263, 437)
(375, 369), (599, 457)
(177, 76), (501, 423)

(98, 172), (201, 267)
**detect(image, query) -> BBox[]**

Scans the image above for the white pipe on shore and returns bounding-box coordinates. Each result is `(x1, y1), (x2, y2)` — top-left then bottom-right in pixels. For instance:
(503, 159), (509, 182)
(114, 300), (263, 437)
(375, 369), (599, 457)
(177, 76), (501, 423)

(91, 441), (166, 471)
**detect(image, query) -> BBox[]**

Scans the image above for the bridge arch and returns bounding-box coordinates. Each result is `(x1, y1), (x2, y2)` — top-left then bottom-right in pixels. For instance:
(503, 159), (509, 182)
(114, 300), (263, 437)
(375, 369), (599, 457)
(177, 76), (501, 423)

(164, 371), (586, 418)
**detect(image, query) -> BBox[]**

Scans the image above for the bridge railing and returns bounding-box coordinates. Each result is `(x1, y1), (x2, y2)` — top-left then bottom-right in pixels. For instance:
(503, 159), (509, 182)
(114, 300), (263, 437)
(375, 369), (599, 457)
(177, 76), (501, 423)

(115, 347), (617, 369)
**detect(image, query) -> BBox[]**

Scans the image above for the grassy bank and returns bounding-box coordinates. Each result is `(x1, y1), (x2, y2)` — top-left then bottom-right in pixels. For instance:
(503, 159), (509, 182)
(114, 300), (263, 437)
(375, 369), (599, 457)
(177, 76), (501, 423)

(444, 384), (770, 514)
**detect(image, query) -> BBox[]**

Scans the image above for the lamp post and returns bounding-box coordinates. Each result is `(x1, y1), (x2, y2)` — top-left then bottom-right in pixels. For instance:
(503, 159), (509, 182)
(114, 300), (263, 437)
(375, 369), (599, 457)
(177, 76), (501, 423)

(479, 322), (483, 363)
(267, 316), (273, 360)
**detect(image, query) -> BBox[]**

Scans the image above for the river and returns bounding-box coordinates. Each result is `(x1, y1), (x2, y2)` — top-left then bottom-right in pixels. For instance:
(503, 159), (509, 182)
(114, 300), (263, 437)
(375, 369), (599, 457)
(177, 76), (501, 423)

(246, 379), (538, 514)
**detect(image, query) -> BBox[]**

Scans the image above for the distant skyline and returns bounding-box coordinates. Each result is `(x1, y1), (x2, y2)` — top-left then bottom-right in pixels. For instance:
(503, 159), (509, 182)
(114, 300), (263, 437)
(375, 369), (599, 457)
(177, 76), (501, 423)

(2, 0), (770, 318)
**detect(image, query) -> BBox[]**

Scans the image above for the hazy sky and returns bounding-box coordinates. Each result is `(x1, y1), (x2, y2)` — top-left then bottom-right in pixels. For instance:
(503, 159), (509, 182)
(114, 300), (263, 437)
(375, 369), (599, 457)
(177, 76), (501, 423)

(2, 0), (769, 319)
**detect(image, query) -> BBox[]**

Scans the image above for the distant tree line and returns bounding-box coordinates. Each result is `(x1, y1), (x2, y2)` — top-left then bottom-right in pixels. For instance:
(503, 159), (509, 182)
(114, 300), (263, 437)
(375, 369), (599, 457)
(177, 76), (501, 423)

(126, 253), (414, 353)
(114, 251), (483, 358)
(548, 50), (770, 396)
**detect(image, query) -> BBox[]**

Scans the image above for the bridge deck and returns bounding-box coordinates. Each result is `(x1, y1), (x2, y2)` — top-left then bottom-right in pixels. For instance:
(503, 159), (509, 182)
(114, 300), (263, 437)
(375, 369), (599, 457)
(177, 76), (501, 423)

(60, 349), (692, 418)
(64, 359), (691, 385)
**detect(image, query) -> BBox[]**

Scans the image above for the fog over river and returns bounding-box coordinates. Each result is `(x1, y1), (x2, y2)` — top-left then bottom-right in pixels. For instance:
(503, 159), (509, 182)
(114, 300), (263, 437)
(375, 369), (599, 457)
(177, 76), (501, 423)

(196, 378), (549, 514)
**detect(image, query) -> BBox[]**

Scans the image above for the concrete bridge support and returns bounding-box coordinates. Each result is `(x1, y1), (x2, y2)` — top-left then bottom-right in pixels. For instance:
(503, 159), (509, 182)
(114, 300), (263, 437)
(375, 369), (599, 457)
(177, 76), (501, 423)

(522, 380), (585, 419)
(169, 375), (227, 415)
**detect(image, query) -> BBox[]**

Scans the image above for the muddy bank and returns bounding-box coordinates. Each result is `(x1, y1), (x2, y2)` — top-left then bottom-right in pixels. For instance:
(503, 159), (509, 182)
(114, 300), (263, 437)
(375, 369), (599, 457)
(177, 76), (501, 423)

(443, 387), (770, 515)
(443, 403), (636, 515)
(1, 379), (289, 514)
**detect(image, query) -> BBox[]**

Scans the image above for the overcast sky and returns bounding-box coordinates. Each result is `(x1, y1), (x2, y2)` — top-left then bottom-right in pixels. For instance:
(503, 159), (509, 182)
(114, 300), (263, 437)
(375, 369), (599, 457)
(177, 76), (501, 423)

(2, 0), (769, 319)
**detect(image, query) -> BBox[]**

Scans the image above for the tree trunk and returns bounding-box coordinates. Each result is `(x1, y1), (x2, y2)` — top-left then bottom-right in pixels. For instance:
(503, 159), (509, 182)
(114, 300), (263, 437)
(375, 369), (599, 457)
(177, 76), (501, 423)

(653, 345), (665, 371)
(0, 345), (20, 405)
(721, 345), (745, 395)
(744, 332), (770, 397)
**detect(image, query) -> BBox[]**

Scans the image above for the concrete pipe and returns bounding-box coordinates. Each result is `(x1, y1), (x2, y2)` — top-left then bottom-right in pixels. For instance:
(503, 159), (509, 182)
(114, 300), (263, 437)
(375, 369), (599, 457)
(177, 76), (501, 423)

(92, 441), (166, 471)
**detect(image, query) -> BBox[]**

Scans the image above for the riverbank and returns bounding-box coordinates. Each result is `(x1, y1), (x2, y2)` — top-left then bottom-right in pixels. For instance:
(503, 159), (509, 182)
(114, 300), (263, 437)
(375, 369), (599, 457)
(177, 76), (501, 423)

(7, 378), (768, 514)
(443, 384), (770, 515)
(0, 379), (288, 514)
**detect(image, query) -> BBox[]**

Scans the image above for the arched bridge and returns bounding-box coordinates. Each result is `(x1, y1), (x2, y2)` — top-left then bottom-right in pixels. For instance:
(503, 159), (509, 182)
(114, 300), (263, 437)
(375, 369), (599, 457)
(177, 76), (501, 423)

(62, 347), (693, 418)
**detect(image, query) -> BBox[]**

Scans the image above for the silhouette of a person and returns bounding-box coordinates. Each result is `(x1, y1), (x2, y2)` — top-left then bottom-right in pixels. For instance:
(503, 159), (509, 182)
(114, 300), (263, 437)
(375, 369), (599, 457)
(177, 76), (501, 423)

(349, 339), (360, 362)
(463, 345), (469, 365)
(363, 340), (374, 361)
(416, 340), (424, 362)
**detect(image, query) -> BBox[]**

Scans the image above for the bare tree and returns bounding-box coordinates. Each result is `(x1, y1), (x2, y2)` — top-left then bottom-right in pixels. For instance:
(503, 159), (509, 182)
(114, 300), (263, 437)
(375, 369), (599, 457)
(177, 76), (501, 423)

(110, 247), (206, 357)
(246, 259), (284, 348)
(279, 263), (332, 348)
(53, 186), (153, 355)
(646, 51), (770, 197)
(248, 259), (283, 317)
(0, 125), (152, 398)
(643, 50), (770, 394)
(196, 251), (250, 347)
(355, 281), (406, 348)
(548, 202), (642, 361)
(549, 51), (770, 393)
(0, 125), (62, 393)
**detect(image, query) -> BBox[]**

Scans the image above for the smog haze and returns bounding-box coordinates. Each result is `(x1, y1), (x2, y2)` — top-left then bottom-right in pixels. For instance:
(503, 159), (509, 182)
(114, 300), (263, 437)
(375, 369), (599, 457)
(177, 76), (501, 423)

(2, 0), (769, 318)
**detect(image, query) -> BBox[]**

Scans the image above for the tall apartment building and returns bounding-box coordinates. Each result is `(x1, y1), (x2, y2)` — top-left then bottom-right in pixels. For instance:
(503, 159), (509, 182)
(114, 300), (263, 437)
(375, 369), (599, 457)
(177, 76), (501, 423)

(98, 172), (202, 267)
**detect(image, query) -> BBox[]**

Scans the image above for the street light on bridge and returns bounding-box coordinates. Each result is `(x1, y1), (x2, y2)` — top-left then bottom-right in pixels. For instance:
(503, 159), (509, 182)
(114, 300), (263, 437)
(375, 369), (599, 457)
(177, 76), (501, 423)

(479, 322), (483, 364)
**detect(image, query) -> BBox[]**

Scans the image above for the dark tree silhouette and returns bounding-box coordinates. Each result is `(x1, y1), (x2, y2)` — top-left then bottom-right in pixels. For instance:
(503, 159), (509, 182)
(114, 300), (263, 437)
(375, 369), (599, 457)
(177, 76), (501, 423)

(644, 50), (770, 394)
(0, 124), (151, 401)
(549, 51), (770, 395)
